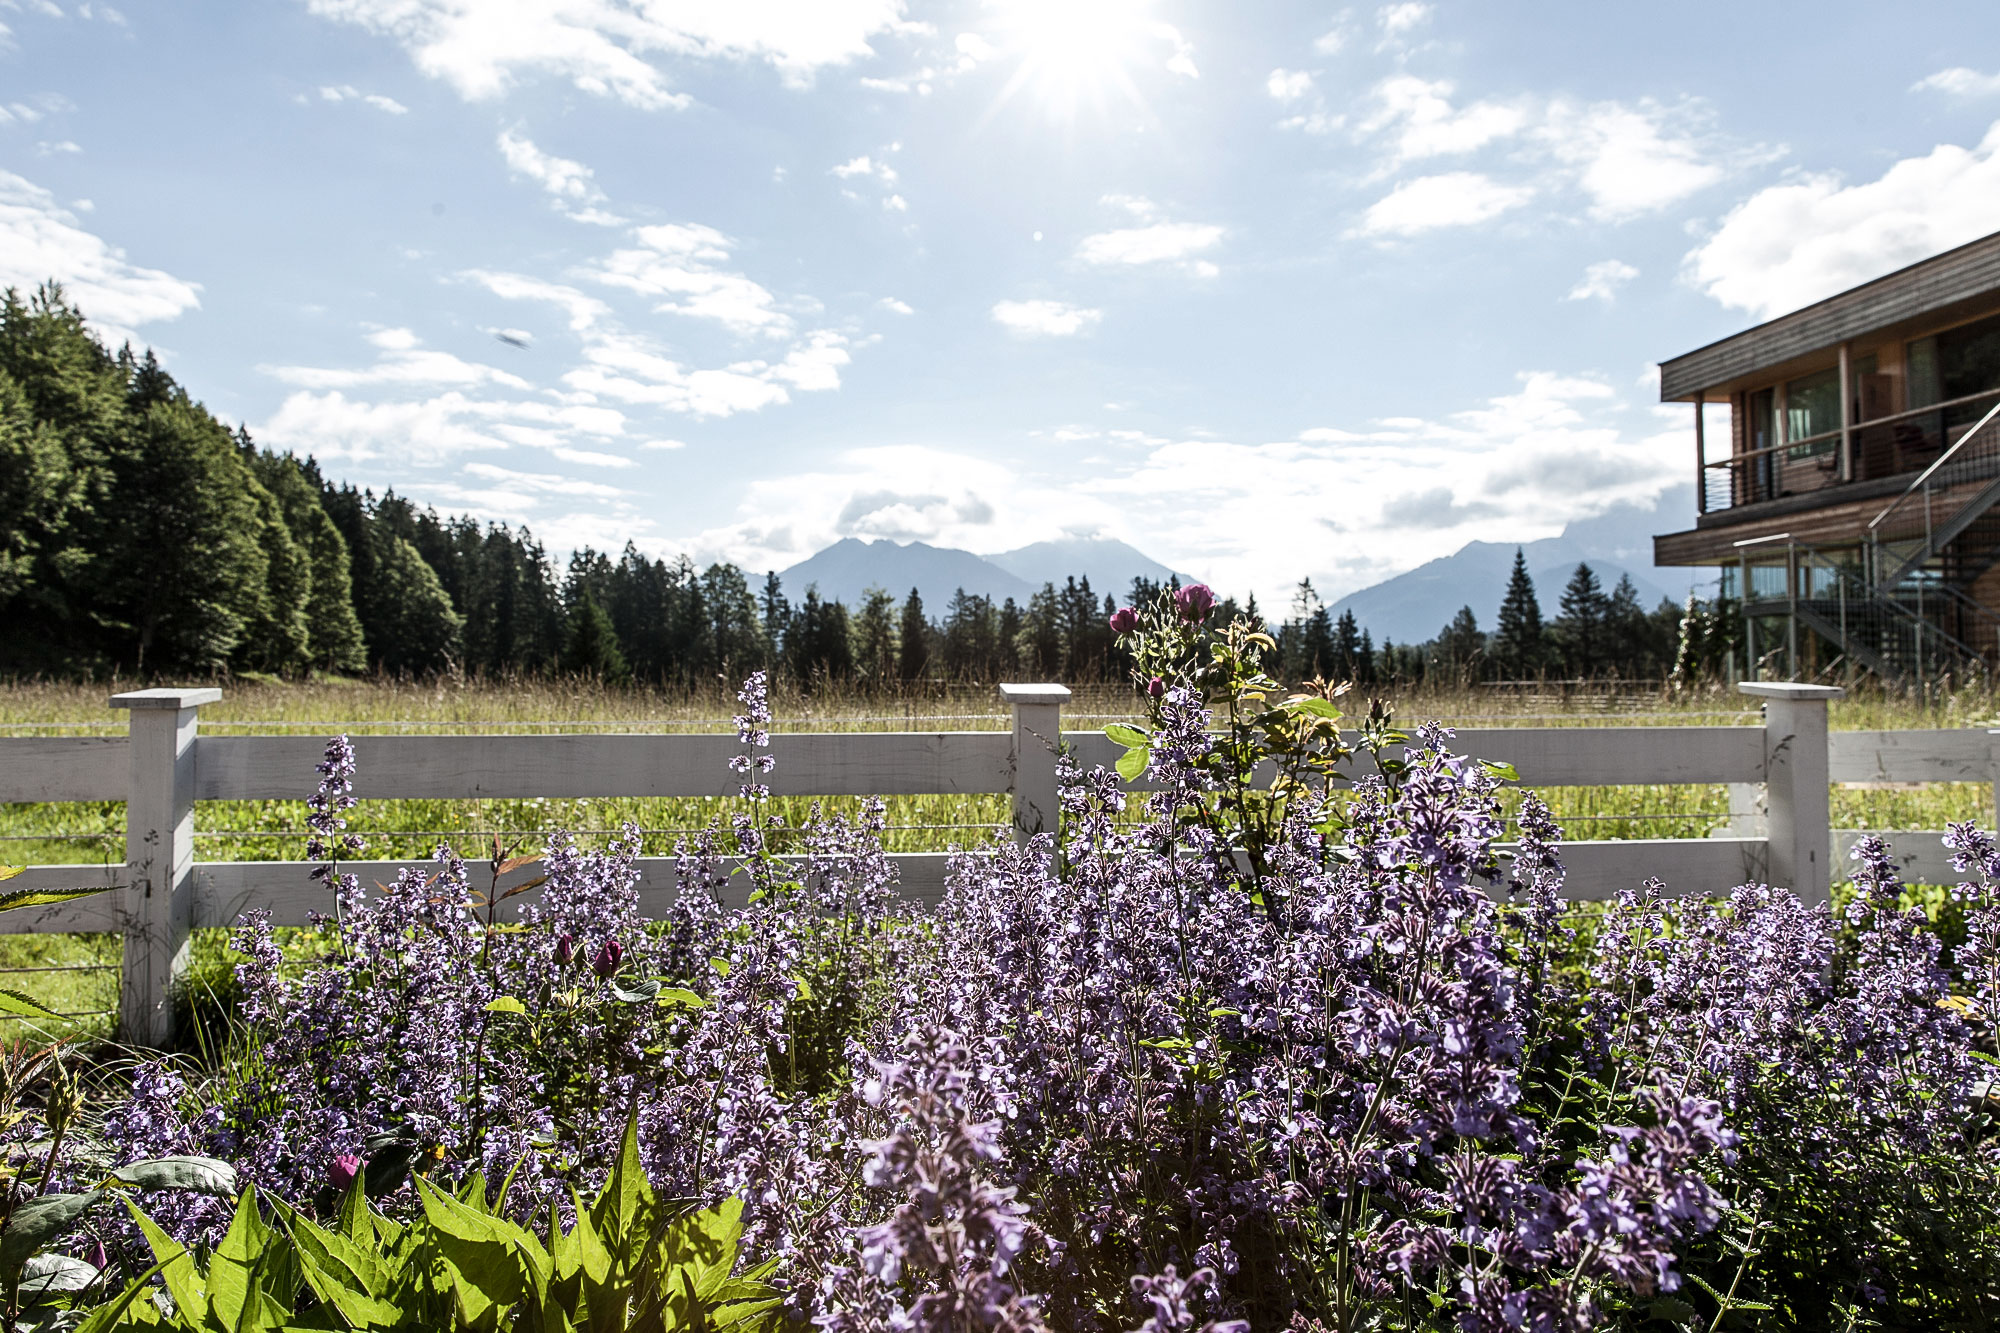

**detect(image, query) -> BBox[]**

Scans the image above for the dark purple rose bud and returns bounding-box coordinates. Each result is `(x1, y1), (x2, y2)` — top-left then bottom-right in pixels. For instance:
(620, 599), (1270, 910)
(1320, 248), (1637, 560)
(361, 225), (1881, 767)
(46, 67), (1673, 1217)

(1108, 607), (1139, 635)
(329, 1153), (362, 1193)
(85, 1240), (107, 1270)
(556, 931), (575, 966)
(1173, 582), (1215, 621)
(1146, 677), (1166, 699)
(593, 938), (624, 980)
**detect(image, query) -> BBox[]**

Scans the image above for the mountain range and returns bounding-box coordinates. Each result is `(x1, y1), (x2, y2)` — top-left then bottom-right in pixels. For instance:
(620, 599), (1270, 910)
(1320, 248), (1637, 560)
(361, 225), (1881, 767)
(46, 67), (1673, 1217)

(774, 492), (1710, 639)
(777, 537), (1185, 612)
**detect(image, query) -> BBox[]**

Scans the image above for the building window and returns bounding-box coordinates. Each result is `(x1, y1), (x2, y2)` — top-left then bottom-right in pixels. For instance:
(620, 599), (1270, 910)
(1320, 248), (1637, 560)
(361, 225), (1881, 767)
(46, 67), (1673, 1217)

(1784, 366), (1839, 458)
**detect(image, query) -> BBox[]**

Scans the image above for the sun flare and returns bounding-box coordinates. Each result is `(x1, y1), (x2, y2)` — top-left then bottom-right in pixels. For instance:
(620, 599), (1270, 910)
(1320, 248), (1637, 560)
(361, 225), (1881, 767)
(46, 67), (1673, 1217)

(987, 0), (1169, 118)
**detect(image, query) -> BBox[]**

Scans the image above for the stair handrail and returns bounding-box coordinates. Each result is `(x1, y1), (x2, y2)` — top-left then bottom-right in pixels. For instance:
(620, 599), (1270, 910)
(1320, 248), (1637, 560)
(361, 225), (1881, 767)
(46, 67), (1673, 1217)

(1790, 537), (1988, 666)
(1867, 396), (2000, 534)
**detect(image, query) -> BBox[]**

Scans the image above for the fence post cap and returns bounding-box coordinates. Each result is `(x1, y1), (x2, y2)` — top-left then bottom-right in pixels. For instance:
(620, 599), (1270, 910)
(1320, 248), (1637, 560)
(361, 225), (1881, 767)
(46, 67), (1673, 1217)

(998, 683), (1071, 705)
(109, 687), (223, 710)
(1735, 682), (1844, 701)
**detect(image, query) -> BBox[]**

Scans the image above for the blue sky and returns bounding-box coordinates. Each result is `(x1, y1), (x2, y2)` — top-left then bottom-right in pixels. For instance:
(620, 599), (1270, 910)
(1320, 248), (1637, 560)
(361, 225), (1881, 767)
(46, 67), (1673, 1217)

(8, 0), (2000, 607)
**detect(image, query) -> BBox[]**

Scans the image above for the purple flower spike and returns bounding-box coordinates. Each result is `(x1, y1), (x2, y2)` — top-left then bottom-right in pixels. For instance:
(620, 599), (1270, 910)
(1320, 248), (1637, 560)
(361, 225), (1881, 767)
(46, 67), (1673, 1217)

(328, 1153), (362, 1193)
(1109, 607), (1139, 635)
(593, 937), (624, 979)
(1172, 582), (1215, 621)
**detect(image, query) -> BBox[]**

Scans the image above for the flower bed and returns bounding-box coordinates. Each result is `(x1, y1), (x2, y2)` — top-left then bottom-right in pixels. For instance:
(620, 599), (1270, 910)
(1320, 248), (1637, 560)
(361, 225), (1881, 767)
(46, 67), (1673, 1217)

(7, 591), (2000, 1331)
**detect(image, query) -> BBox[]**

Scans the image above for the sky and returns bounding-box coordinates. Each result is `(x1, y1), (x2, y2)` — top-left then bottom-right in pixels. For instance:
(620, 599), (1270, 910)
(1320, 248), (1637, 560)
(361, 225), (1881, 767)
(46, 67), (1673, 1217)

(8, 1), (2000, 608)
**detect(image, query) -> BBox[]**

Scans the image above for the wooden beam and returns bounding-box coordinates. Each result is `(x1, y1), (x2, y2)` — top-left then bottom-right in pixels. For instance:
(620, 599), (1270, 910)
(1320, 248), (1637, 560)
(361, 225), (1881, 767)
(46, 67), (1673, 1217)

(1839, 341), (1853, 482)
(1695, 395), (1708, 514)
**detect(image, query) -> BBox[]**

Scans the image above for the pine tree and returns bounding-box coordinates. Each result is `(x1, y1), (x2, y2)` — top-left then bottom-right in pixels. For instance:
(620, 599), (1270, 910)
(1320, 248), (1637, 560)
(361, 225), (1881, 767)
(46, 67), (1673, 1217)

(1334, 609), (1362, 680)
(854, 586), (900, 684)
(563, 595), (628, 682)
(1553, 562), (1608, 678)
(1492, 548), (1546, 679)
(361, 535), (463, 676)
(252, 449), (367, 673)
(898, 587), (930, 682)
(760, 571), (789, 661)
(1016, 583), (1064, 678)
(1435, 606), (1485, 678)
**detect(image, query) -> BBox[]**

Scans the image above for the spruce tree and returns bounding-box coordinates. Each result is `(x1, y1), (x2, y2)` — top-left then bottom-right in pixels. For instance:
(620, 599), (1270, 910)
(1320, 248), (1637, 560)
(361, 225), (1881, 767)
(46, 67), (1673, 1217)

(361, 535), (463, 676)
(854, 586), (899, 683)
(563, 594), (628, 682)
(1493, 548), (1546, 679)
(1553, 562), (1608, 678)
(898, 587), (929, 681)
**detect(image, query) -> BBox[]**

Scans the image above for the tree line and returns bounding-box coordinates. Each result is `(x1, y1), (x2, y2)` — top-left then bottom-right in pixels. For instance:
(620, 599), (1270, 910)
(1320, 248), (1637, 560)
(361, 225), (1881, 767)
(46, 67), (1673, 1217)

(1, 283), (1729, 688)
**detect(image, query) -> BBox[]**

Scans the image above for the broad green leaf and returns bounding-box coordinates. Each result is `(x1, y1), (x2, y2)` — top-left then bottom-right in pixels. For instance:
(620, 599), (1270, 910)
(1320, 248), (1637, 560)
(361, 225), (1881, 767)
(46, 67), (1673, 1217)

(1103, 724), (1149, 747)
(110, 1155), (240, 1197)
(656, 987), (708, 1010)
(416, 1177), (532, 1319)
(0, 866), (20, 881)
(1114, 746), (1150, 782)
(0, 1190), (104, 1276)
(610, 978), (662, 1004)
(710, 958), (730, 979)
(790, 974), (813, 1002)
(0, 884), (110, 912)
(1481, 759), (1520, 783)
(125, 1200), (206, 1327)
(485, 996), (528, 1015)
(1292, 698), (1342, 719)
(72, 1252), (177, 1333)
(18, 1252), (100, 1303)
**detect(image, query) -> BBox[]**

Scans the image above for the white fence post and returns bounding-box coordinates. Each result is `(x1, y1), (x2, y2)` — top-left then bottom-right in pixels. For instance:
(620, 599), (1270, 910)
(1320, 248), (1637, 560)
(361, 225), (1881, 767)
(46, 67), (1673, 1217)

(1000, 684), (1069, 845)
(1738, 681), (1841, 907)
(110, 687), (220, 1047)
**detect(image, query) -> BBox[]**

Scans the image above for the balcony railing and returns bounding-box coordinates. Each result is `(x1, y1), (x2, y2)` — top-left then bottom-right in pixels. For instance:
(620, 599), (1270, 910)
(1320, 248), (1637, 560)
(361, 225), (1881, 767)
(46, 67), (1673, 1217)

(1702, 384), (2000, 513)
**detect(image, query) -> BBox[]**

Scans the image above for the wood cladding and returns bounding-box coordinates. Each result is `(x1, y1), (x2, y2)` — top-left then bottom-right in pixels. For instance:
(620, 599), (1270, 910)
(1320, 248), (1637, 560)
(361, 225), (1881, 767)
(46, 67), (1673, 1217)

(1661, 231), (2000, 401)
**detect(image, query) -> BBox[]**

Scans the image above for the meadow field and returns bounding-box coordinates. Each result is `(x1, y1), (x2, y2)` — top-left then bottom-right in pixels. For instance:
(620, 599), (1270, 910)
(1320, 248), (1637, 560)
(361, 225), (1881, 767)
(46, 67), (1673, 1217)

(4, 674), (1995, 1036)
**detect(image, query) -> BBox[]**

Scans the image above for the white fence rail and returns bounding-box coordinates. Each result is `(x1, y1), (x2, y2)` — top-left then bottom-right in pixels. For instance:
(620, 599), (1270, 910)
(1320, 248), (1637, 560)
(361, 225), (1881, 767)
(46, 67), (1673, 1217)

(0, 681), (1991, 1045)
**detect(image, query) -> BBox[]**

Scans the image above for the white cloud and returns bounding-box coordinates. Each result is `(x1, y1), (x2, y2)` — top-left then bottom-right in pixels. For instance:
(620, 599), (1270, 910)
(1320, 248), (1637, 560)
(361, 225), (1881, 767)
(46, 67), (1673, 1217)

(256, 389), (616, 465)
(831, 154), (895, 182)
(1354, 172), (1531, 236)
(262, 329), (532, 390)
(1377, 3), (1430, 37)
(992, 299), (1101, 337)
(1567, 259), (1639, 303)
(1267, 68), (1313, 103)
(1685, 120), (2000, 320)
(0, 170), (201, 343)
(462, 460), (624, 497)
(1538, 99), (1726, 220)
(877, 296), (914, 315)
(1076, 220), (1224, 268)
(1312, 25), (1346, 55)
(1913, 68), (2000, 98)
(304, 0), (911, 107)
(318, 84), (408, 113)
(463, 271), (610, 331)
(497, 130), (622, 224)
(582, 223), (793, 335)
(1114, 371), (1682, 604)
(1360, 76), (1525, 165)
(639, 438), (687, 450)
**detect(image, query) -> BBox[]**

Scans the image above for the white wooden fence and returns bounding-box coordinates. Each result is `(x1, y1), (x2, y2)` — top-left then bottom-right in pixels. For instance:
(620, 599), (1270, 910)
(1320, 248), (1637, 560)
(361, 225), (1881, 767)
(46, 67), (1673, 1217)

(0, 680), (1992, 1046)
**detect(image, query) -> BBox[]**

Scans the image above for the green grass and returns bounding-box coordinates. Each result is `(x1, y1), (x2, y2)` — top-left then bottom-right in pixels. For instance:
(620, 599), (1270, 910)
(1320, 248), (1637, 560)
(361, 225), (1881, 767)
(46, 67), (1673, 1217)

(4, 674), (1997, 1041)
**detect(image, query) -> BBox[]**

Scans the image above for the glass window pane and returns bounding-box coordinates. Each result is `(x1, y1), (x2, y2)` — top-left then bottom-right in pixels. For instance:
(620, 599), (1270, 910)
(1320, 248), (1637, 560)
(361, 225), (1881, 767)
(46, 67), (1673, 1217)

(1784, 367), (1839, 456)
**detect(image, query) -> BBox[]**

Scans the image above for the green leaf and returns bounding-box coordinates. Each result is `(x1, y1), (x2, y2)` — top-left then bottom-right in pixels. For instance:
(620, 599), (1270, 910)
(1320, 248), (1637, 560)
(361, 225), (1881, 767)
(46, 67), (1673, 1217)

(656, 987), (708, 1009)
(1103, 724), (1149, 747)
(791, 974), (814, 1002)
(1114, 746), (1150, 782)
(1292, 698), (1342, 719)
(125, 1200), (206, 1327)
(0, 988), (64, 1021)
(17, 1252), (100, 1304)
(72, 1252), (178, 1333)
(1648, 1296), (1698, 1322)
(0, 866), (19, 882)
(109, 1155), (240, 1197)
(0, 884), (110, 912)
(710, 958), (731, 979)
(485, 996), (528, 1015)
(0, 1191), (104, 1276)
(1481, 759), (1520, 782)
(609, 978), (661, 1004)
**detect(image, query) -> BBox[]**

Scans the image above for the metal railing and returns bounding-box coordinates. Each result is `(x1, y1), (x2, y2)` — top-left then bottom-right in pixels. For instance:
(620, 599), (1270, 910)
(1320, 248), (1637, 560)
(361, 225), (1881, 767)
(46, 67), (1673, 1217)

(1701, 385), (2000, 513)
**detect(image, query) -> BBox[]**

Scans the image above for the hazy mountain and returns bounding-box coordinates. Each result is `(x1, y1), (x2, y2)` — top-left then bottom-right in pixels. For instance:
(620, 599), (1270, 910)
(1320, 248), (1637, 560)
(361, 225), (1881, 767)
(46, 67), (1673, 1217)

(776, 538), (1034, 611)
(1326, 491), (1712, 644)
(983, 537), (1187, 600)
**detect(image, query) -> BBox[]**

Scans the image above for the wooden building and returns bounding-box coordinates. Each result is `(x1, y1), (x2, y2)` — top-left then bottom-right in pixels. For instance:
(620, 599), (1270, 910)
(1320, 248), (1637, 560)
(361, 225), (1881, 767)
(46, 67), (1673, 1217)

(1653, 230), (2000, 679)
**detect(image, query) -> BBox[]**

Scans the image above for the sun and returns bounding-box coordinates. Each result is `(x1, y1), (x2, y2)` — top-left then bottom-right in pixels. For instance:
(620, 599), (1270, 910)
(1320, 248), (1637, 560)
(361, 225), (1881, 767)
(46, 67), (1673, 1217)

(986, 0), (1168, 120)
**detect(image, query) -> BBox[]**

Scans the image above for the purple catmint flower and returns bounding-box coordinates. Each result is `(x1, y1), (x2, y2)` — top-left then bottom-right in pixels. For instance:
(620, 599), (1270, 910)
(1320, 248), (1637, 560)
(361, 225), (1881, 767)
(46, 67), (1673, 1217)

(1109, 607), (1139, 636)
(729, 670), (778, 799)
(1172, 582), (1215, 622)
(593, 938), (624, 980)
(328, 1153), (362, 1193)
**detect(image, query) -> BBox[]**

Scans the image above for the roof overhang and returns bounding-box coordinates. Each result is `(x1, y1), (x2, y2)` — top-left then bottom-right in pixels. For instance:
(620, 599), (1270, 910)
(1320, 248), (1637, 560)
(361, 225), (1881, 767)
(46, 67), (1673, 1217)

(1659, 229), (2000, 403)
